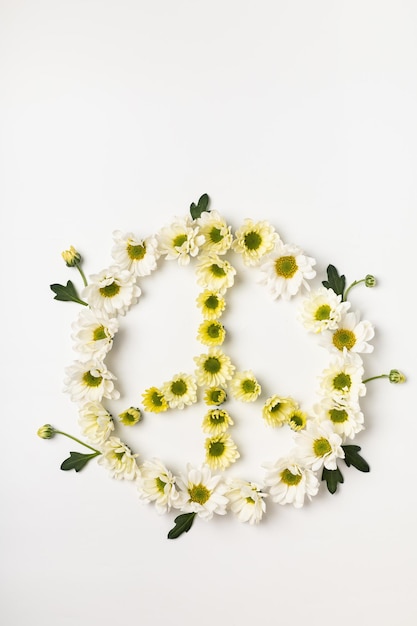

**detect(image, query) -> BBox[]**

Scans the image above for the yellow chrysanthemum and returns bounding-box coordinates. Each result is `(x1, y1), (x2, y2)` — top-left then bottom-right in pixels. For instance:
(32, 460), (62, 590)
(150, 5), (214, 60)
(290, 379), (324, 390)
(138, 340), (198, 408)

(194, 349), (235, 387)
(196, 254), (236, 293)
(202, 408), (234, 435)
(197, 320), (226, 347)
(204, 433), (240, 470)
(197, 210), (233, 255)
(196, 290), (226, 320)
(230, 370), (262, 402)
(118, 406), (141, 426)
(204, 386), (227, 406)
(162, 373), (198, 409)
(232, 219), (278, 266)
(262, 395), (298, 427)
(288, 409), (307, 431)
(142, 387), (168, 413)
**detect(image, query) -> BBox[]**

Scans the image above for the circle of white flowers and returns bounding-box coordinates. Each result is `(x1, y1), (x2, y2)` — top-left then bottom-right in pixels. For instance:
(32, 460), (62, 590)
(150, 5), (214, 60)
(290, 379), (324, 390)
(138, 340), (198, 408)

(40, 194), (405, 539)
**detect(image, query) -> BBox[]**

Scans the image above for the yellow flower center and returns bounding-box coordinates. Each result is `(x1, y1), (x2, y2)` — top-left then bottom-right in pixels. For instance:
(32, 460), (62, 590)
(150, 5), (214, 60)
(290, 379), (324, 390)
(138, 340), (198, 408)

(204, 357), (221, 374)
(93, 325), (107, 341)
(189, 483), (211, 504)
(171, 379), (187, 396)
(173, 234), (188, 248)
(315, 304), (331, 321)
(275, 255), (298, 279)
(99, 281), (120, 298)
(244, 231), (262, 250)
(332, 328), (356, 351)
(333, 372), (352, 391)
(127, 242), (146, 260)
(313, 437), (331, 457)
(82, 371), (103, 387)
(280, 468), (302, 486)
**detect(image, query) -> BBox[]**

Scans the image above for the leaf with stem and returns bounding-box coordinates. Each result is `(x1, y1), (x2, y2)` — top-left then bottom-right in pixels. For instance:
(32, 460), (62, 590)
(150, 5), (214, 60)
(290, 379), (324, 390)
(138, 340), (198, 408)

(167, 512), (196, 539)
(50, 280), (88, 306)
(60, 451), (101, 472)
(322, 265), (346, 299)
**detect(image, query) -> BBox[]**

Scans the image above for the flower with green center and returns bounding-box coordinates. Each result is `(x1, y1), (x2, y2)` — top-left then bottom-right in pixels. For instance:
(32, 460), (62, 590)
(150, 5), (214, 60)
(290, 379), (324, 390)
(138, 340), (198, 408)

(62, 245), (81, 267)
(78, 401), (114, 445)
(204, 386), (227, 406)
(318, 351), (366, 403)
(119, 406), (142, 426)
(162, 373), (197, 409)
(71, 308), (119, 361)
(176, 464), (229, 520)
(262, 395), (298, 427)
(137, 458), (181, 513)
(64, 359), (120, 403)
(197, 319), (226, 346)
(194, 348), (235, 387)
(196, 254), (236, 293)
(389, 369), (406, 384)
(263, 457), (319, 508)
(83, 266), (141, 317)
(295, 421), (344, 471)
(202, 408), (234, 435)
(298, 286), (351, 333)
(111, 230), (160, 276)
(98, 436), (139, 480)
(37, 424), (56, 439)
(314, 398), (364, 440)
(230, 370), (261, 402)
(288, 409), (307, 432)
(226, 479), (267, 524)
(142, 387), (168, 413)
(232, 218), (278, 266)
(197, 210), (233, 255)
(205, 433), (240, 470)
(320, 311), (375, 354)
(259, 240), (316, 300)
(157, 217), (205, 266)
(196, 290), (226, 319)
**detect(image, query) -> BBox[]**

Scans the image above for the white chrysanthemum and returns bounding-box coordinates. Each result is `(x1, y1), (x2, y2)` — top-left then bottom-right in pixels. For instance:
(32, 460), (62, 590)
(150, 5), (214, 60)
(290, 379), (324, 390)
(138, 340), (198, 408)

(298, 286), (351, 333)
(197, 210), (233, 255)
(232, 218), (279, 266)
(295, 420), (345, 471)
(161, 373), (197, 409)
(313, 398), (365, 440)
(230, 370), (262, 402)
(258, 241), (316, 300)
(317, 351), (366, 403)
(226, 479), (267, 524)
(111, 230), (160, 276)
(157, 216), (204, 266)
(137, 458), (181, 513)
(204, 433), (240, 470)
(194, 348), (235, 387)
(82, 266), (141, 317)
(195, 254), (237, 294)
(64, 359), (120, 403)
(319, 310), (375, 354)
(263, 457), (319, 508)
(175, 464), (229, 520)
(98, 437), (139, 480)
(71, 308), (119, 361)
(78, 401), (114, 445)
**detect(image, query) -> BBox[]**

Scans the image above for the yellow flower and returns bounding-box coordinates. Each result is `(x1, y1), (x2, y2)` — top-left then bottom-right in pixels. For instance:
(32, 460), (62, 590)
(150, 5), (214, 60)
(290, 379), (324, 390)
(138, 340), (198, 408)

(62, 245), (81, 267)
(202, 408), (234, 435)
(262, 395), (298, 427)
(288, 409), (307, 431)
(197, 320), (226, 347)
(196, 290), (226, 319)
(232, 219), (278, 266)
(204, 386), (227, 406)
(119, 406), (141, 426)
(205, 433), (240, 470)
(142, 387), (168, 413)
(194, 349), (235, 387)
(230, 371), (261, 402)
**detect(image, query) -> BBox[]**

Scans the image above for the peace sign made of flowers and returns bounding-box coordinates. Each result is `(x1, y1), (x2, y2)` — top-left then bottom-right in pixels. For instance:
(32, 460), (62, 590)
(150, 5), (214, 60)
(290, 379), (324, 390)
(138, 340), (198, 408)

(38, 194), (405, 539)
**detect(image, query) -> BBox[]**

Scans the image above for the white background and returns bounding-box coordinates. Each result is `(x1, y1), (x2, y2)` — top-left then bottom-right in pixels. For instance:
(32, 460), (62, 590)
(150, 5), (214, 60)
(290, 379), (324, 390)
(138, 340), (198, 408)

(1, 1), (416, 625)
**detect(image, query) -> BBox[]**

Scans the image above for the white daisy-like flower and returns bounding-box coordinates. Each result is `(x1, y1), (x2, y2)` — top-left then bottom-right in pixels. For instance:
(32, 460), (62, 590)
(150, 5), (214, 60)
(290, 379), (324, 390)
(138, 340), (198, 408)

(226, 479), (267, 525)
(161, 373), (197, 409)
(194, 348), (236, 387)
(263, 457), (319, 508)
(82, 266), (141, 317)
(197, 210), (233, 255)
(230, 370), (262, 402)
(232, 218), (279, 266)
(319, 310), (375, 354)
(111, 230), (160, 276)
(313, 398), (365, 440)
(71, 308), (119, 361)
(157, 216), (204, 266)
(78, 401), (114, 445)
(137, 458), (181, 513)
(195, 254), (237, 294)
(204, 433), (240, 470)
(98, 437), (139, 480)
(298, 286), (351, 333)
(258, 240), (316, 300)
(64, 359), (120, 404)
(317, 350), (366, 403)
(295, 420), (345, 471)
(175, 464), (229, 520)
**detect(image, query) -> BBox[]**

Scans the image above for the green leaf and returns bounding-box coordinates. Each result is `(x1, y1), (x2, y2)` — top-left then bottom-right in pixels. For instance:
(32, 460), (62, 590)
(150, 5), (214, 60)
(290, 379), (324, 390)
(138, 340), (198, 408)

(322, 264), (346, 298)
(167, 512), (196, 539)
(322, 466), (344, 494)
(60, 451), (99, 472)
(190, 193), (210, 220)
(342, 445), (370, 472)
(50, 280), (87, 305)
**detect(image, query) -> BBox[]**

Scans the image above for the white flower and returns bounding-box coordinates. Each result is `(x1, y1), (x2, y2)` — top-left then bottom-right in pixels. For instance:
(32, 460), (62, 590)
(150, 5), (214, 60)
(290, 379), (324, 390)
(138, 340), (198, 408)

(175, 464), (229, 520)
(263, 457), (319, 508)
(137, 459), (181, 513)
(161, 373), (197, 409)
(295, 420), (345, 471)
(71, 308), (119, 361)
(64, 359), (120, 403)
(98, 437), (139, 480)
(230, 370), (262, 402)
(157, 216), (204, 265)
(317, 351), (366, 403)
(319, 310), (375, 354)
(111, 230), (160, 276)
(82, 266), (141, 317)
(196, 254), (237, 293)
(78, 401), (114, 445)
(197, 210), (233, 255)
(298, 286), (351, 333)
(232, 218), (279, 266)
(258, 240), (316, 300)
(226, 479), (267, 524)
(313, 398), (365, 441)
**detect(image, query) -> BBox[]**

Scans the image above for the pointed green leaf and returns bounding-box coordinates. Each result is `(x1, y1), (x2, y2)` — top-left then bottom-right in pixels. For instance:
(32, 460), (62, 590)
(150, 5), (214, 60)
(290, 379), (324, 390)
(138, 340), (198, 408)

(167, 512), (196, 539)
(342, 445), (370, 472)
(322, 466), (344, 494)
(322, 264), (346, 298)
(190, 193), (210, 220)
(50, 280), (87, 305)
(60, 451), (99, 472)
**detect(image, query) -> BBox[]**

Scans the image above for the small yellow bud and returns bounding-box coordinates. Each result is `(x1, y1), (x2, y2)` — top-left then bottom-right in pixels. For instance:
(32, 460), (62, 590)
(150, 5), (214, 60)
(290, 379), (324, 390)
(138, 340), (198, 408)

(62, 246), (81, 267)
(204, 387), (227, 406)
(37, 424), (56, 439)
(365, 275), (376, 287)
(118, 407), (142, 426)
(389, 369), (406, 384)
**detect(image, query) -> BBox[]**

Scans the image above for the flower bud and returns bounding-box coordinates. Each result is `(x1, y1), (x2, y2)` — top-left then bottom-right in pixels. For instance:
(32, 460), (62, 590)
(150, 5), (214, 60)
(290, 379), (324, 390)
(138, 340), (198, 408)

(119, 407), (141, 426)
(62, 246), (81, 267)
(389, 369), (406, 384)
(365, 274), (376, 287)
(37, 424), (56, 439)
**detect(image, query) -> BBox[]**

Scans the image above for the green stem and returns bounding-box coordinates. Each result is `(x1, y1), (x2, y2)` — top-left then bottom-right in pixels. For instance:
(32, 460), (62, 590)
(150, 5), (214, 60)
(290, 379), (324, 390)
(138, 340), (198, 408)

(363, 374), (389, 384)
(53, 430), (101, 454)
(344, 278), (365, 301)
(75, 262), (88, 287)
